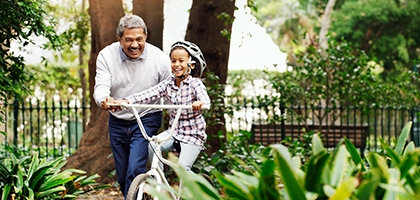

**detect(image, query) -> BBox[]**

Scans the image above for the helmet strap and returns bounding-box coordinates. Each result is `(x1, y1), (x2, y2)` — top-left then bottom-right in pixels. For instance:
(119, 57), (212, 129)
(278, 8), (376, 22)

(176, 67), (191, 79)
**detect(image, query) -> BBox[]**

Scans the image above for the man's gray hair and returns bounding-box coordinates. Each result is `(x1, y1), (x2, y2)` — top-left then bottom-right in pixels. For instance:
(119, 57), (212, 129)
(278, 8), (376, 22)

(116, 15), (148, 38)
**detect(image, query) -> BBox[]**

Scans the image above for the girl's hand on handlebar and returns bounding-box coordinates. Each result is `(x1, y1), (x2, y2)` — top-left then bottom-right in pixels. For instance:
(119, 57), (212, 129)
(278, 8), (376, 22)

(192, 101), (204, 111)
(115, 99), (129, 105)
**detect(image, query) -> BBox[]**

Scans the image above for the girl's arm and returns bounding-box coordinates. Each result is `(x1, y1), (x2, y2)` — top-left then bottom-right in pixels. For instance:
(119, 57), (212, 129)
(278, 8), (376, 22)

(122, 78), (171, 104)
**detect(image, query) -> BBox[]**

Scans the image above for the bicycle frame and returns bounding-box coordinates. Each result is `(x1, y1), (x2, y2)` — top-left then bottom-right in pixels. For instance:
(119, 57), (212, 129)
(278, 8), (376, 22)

(109, 103), (210, 200)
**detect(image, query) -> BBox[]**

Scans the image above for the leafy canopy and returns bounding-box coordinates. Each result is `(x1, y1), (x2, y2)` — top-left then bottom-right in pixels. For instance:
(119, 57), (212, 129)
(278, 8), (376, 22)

(0, 0), (61, 122)
(330, 0), (420, 74)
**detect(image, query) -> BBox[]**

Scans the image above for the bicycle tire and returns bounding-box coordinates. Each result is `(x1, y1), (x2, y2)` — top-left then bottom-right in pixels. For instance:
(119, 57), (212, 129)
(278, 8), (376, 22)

(126, 174), (155, 200)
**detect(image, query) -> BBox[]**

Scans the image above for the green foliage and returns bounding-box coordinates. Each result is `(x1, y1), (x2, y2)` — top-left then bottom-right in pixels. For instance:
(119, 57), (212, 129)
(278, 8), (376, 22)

(30, 0), (91, 101)
(267, 39), (420, 125)
(27, 64), (84, 99)
(0, 151), (108, 199)
(203, 71), (232, 126)
(174, 121), (420, 199)
(200, 130), (267, 175)
(0, 0), (61, 123)
(331, 0), (420, 74)
(282, 131), (315, 164)
(274, 39), (375, 107)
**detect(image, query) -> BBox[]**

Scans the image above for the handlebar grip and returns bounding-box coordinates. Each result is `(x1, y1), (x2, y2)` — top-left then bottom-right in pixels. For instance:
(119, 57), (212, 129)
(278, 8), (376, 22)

(202, 104), (211, 110)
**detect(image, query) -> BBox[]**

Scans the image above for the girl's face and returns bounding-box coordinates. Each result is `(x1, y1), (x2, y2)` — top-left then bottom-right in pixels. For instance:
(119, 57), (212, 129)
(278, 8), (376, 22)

(170, 48), (194, 78)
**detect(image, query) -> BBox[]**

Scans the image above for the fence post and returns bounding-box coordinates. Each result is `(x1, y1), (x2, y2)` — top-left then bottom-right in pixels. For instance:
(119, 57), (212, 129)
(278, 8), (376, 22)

(13, 98), (19, 150)
(411, 106), (420, 146)
(280, 97), (286, 140)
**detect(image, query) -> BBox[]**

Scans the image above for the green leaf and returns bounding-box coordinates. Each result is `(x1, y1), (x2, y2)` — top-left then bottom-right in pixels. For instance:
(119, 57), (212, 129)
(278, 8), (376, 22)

(395, 121), (412, 156)
(386, 147), (402, 167)
(366, 153), (389, 181)
(329, 177), (358, 200)
(26, 152), (40, 182)
(312, 134), (325, 155)
(403, 141), (415, 155)
(344, 137), (366, 171)
(305, 151), (329, 193)
(355, 180), (379, 199)
(1, 184), (11, 200)
(329, 145), (348, 187)
(271, 144), (306, 200)
(35, 185), (66, 198)
(258, 159), (281, 200)
(29, 166), (52, 190)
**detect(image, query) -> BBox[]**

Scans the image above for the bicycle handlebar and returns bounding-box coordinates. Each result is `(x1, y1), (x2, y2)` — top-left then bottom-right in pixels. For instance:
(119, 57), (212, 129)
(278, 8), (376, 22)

(106, 102), (209, 144)
(106, 103), (210, 110)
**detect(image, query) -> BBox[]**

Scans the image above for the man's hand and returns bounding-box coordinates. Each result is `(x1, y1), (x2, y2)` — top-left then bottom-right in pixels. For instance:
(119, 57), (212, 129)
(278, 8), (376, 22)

(101, 97), (119, 112)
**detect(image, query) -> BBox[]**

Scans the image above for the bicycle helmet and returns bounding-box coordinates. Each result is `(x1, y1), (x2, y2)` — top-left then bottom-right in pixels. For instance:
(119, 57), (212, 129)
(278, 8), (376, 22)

(170, 41), (207, 78)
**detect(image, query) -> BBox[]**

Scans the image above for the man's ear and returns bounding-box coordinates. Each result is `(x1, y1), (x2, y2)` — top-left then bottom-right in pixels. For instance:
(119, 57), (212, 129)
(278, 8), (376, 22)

(117, 35), (121, 42)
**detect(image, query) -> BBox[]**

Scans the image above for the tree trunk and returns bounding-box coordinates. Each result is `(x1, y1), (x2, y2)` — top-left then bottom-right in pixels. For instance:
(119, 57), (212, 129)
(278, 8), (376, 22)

(185, 0), (236, 154)
(133, 0), (164, 49)
(319, 0), (336, 50)
(63, 0), (124, 184)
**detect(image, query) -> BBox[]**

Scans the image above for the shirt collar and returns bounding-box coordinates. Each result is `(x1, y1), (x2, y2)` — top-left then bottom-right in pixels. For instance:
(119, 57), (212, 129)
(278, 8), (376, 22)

(119, 43), (148, 61)
(170, 75), (193, 87)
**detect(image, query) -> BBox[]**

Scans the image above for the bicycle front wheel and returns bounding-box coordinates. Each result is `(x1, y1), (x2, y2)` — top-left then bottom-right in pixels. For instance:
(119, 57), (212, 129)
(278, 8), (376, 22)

(126, 174), (155, 200)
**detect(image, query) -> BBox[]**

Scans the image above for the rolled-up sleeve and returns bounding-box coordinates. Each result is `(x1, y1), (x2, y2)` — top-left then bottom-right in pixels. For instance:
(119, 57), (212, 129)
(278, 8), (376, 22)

(195, 81), (211, 105)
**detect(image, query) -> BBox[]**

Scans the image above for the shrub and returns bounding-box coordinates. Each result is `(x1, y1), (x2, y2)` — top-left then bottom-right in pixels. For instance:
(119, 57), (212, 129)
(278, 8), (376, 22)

(152, 121), (420, 199)
(0, 152), (108, 199)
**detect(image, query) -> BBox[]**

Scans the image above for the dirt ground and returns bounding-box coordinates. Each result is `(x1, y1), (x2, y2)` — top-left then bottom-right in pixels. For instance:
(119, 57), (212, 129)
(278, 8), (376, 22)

(77, 186), (124, 200)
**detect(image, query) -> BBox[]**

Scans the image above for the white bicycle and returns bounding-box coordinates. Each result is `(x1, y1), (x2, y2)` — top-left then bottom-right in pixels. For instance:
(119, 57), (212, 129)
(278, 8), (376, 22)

(111, 103), (211, 200)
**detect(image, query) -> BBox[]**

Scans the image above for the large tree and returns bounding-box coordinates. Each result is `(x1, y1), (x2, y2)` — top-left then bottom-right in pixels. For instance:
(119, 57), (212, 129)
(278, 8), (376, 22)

(63, 0), (124, 183)
(64, 0), (235, 183)
(133, 0), (164, 48)
(185, 0), (236, 153)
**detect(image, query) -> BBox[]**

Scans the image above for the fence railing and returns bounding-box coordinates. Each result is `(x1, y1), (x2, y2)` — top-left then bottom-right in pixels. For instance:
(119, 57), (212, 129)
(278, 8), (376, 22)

(224, 96), (420, 152)
(0, 98), (90, 158)
(2, 96), (419, 158)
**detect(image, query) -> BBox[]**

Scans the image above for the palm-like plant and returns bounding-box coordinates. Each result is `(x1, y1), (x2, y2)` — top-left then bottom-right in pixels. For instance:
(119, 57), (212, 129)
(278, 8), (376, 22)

(165, 121), (419, 199)
(0, 152), (108, 199)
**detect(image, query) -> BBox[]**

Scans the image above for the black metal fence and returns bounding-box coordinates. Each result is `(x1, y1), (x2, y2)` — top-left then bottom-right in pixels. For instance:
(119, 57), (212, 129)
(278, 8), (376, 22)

(0, 98), (89, 158)
(2, 96), (419, 158)
(224, 96), (420, 152)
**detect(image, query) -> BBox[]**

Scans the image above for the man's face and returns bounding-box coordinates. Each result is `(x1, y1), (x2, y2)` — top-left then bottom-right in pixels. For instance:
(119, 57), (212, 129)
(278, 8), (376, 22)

(118, 27), (147, 59)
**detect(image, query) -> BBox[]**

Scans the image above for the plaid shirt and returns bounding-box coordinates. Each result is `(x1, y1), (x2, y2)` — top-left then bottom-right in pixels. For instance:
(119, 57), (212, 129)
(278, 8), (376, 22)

(125, 75), (210, 146)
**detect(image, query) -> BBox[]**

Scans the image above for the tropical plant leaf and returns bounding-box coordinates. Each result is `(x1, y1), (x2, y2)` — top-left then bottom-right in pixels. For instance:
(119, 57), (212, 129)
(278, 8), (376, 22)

(329, 177), (359, 200)
(312, 134), (325, 155)
(1, 184), (11, 200)
(366, 153), (390, 182)
(329, 145), (348, 187)
(304, 151), (329, 193)
(403, 142), (415, 155)
(35, 185), (66, 199)
(355, 179), (378, 200)
(344, 137), (366, 171)
(258, 159), (281, 200)
(271, 144), (306, 200)
(395, 121), (412, 156)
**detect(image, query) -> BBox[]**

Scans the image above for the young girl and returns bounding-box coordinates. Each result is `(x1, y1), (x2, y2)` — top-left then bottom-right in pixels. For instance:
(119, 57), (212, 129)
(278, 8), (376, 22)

(117, 40), (210, 172)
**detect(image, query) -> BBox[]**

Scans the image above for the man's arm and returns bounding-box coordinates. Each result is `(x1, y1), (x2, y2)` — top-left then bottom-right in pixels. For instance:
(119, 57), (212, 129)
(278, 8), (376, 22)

(93, 52), (112, 109)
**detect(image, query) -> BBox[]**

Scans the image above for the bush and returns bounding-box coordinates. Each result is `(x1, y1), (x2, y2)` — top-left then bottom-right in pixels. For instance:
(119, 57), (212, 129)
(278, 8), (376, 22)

(152, 121), (420, 199)
(0, 152), (108, 199)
